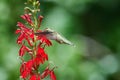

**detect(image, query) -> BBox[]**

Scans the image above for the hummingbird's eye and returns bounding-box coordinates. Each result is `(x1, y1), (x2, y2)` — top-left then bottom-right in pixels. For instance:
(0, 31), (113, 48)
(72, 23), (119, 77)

(44, 30), (49, 33)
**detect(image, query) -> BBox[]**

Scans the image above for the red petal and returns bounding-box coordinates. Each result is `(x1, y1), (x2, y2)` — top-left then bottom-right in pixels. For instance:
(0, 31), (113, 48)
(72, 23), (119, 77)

(37, 47), (44, 54)
(21, 15), (26, 20)
(19, 45), (26, 56)
(26, 37), (33, 47)
(33, 47), (48, 66)
(20, 60), (33, 79)
(20, 62), (26, 74)
(29, 32), (34, 39)
(17, 33), (24, 44)
(19, 45), (31, 57)
(38, 16), (43, 23)
(20, 62), (29, 79)
(30, 75), (37, 80)
(37, 35), (52, 46)
(38, 16), (44, 28)
(37, 75), (41, 80)
(21, 14), (33, 25)
(34, 57), (42, 66)
(21, 70), (28, 79)
(41, 36), (52, 46)
(37, 47), (48, 61)
(30, 74), (41, 80)
(17, 22), (26, 29)
(15, 29), (21, 34)
(50, 71), (56, 80)
(25, 45), (31, 52)
(41, 67), (50, 79)
(45, 53), (48, 61)
(26, 60), (33, 70)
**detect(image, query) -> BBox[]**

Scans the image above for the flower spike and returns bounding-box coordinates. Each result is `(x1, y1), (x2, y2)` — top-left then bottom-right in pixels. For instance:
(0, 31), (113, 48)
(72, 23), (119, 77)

(16, 0), (57, 80)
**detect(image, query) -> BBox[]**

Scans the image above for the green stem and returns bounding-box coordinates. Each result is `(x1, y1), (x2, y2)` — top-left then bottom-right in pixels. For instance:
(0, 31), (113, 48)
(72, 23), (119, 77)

(32, 0), (38, 56)
(32, 0), (41, 79)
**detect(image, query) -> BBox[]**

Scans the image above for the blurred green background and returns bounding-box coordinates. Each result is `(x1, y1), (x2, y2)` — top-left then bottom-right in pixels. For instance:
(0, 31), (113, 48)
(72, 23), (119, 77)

(0, 0), (120, 80)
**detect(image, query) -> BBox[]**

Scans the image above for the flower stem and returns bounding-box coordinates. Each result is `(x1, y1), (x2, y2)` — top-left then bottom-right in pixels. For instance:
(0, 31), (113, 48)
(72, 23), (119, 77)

(32, 0), (38, 56)
(32, 0), (41, 79)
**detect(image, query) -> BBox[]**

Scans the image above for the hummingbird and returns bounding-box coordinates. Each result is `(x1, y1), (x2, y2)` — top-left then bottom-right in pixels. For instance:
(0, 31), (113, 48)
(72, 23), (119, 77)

(35, 28), (75, 46)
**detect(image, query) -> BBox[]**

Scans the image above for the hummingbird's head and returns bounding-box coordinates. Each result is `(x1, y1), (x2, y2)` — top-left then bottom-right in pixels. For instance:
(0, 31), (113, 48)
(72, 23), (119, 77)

(44, 28), (54, 33)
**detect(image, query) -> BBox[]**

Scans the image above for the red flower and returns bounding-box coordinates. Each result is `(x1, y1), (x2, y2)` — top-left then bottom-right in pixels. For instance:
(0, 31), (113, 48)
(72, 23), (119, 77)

(37, 47), (48, 61)
(16, 32), (25, 44)
(41, 67), (50, 79)
(30, 74), (41, 80)
(20, 63), (29, 79)
(38, 16), (43, 28)
(50, 71), (56, 80)
(21, 14), (33, 25)
(16, 22), (34, 45)
(20, 60), (34, 79)
(35, 30), (52, 46)
(19, 44), (31, 57)
(41, 66), (56, 80)
(16, 1), (57, 80)
(17, 22), (30, 30)
(34, 47), (48, 66)
(41, 36), (52, 46)
(15, 29), (21, 34)
(37, 35), (52, 46)
(38, 16), (43, 23)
